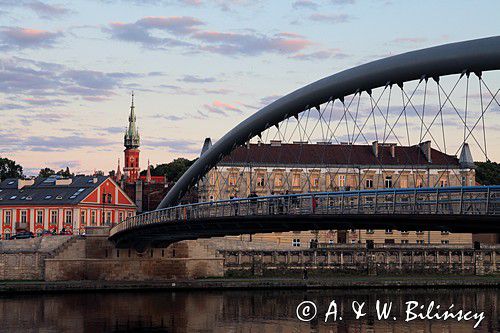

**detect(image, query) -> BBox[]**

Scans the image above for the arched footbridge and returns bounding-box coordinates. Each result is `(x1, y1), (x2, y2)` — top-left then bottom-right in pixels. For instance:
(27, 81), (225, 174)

(109, 36), (500, 248)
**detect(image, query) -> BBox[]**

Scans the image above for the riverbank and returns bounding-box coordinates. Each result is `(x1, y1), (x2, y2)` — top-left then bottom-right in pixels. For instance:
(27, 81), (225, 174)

(1, 275), (499, 293)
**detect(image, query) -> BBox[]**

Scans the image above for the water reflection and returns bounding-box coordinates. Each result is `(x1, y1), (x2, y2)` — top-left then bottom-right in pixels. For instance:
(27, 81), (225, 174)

(0, 288), (497, 332)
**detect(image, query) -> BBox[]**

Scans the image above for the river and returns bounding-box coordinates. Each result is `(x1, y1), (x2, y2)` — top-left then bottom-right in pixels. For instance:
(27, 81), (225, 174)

(0, 288), (498, 332)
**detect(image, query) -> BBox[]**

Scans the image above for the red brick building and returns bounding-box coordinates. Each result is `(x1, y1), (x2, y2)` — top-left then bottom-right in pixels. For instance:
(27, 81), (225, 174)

(0, 175), (136, 238)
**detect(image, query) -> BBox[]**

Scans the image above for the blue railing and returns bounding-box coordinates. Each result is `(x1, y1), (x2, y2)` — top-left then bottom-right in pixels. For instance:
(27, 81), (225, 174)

(109, 186), (500, 237)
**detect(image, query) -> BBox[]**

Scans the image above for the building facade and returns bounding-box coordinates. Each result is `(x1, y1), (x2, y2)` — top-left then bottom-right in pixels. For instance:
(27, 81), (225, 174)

(199, 139), (476, 246)
(0, 175), (136, 238)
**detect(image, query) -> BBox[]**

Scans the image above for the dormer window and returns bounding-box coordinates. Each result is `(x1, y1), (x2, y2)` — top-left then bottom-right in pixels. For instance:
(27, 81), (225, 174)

(45, 195), (52, 200)
(9, 196), (16, 200)
(56, 195), (63, 200)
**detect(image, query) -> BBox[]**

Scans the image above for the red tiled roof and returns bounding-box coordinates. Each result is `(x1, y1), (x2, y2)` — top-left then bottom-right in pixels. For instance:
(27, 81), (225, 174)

(219, 143), (459, 167)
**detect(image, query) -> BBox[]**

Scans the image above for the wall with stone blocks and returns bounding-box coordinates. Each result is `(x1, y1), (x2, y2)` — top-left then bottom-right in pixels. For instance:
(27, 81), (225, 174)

(0, 253), (45, 280)
(44, 258), (224, 281)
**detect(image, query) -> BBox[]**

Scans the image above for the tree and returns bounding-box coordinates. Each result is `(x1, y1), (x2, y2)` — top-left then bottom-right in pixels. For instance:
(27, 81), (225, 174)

(475, 161), (500, 185)
(0, 157), (24, 181)
(38, 168), (55, 178)
(56, 167), (73, 178)
(142, 158), (197, 182)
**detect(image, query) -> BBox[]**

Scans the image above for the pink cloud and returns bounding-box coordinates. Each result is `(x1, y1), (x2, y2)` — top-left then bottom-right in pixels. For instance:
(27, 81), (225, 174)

(0, 27), (62, 49)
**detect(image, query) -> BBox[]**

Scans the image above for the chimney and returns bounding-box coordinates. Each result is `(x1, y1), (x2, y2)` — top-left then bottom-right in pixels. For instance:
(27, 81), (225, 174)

(270, 140), (281, 147)
(372, 141), (379, 158)
(419, 141), (432, 163)
(55, 178), (72, 186)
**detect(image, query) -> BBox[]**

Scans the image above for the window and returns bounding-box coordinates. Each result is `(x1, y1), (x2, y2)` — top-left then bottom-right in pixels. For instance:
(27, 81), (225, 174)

(256, 174), (265, 187)
(384, 176), (393, 188)
(36, 210), (43, 224)
(65, 210), (72, 224)
(416, 178), (423, 188)
(127, 212), (133, 218)
(20, 210), (27, 223)
(385, 229), (393, 234)
(209, 172), (216, 186)
(366, 229), (374, 234)
(441, 240), (449, 245)
(228, 173), (237, 186)
(50, 211), (58, 225)
(416, 230), (424, 235)
(461, 176), (467, 186)
(80, 210), (86, 226)
(365, 179), (373, 189)
(36, 229), (43, 237)
(274, 174), (283, 188)
(439, 179), (447, 187)
(338, 175), (346, 187)
(441, 231), (449, 235)
(292, 173), (301, 187)
(416, 240), (425, 244)
(400, 230), (409, 234)
(310, 173), (319, 188)
(292, 239), (301, 247)
(119, 212), (124, 223)
(401, 240), (409, 244)
(106, 211), (112, 225)
(91, 210), (96, 225)
(328, 239), (334, 244)
(350, 229), (356, 234)
(5, 211), (11, 226)
(400, 176), (408, 188)
(5, 233), (10, 239)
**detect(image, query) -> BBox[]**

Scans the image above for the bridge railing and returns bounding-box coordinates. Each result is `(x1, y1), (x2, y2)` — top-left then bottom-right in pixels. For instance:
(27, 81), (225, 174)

(109, 186), (500, 237)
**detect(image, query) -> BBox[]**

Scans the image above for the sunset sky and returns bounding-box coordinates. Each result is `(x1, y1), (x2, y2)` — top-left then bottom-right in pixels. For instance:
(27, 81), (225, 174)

(1, 0), (499, 175)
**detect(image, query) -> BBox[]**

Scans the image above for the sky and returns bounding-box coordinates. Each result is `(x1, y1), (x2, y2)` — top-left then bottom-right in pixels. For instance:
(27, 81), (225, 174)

(0, 0), (499, 176)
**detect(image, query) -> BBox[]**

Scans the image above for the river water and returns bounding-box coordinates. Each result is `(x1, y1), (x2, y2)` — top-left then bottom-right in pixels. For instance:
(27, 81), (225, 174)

(0, 288), (498, 332)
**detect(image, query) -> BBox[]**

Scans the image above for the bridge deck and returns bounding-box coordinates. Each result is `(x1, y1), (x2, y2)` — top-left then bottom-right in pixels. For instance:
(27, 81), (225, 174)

(109, 186), (500, 247)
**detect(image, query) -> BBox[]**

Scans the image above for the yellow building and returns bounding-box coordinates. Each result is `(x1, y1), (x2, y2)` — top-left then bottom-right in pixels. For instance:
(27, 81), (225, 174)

(199, 140), (476, 246)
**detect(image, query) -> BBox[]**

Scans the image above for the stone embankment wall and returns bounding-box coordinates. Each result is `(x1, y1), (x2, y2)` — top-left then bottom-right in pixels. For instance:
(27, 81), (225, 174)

(220, 244), (499, 276)
(0, 236), (73, 280)
(44, 235), (224, 281)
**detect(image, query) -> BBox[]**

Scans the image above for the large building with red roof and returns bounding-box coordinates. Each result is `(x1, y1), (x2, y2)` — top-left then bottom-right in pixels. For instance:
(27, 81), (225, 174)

(0, 175), (136, 238)
(199, 139), (476, 246)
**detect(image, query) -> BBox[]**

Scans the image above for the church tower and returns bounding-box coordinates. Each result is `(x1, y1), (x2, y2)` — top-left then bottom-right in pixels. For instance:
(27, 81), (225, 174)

(123, 92), (140, 183)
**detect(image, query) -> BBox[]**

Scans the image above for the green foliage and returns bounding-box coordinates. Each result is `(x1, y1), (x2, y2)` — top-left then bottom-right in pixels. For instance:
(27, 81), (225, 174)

(475, 161), (500, 185)
(0, 157), (24, 181)
(144, 158), (197, 182)
(39, 166), (74, 178)
(38, 167), (55, 178)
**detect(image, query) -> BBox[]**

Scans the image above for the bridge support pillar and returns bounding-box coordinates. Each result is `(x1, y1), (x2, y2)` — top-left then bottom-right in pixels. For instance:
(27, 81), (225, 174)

(475, 251), (485, 276)
(340, 252), (344, 267)
(367, 251), (377, 276)
(492, 251), (497, 273)
(461, 251), (465, 272)
(398, 251), (402, 270)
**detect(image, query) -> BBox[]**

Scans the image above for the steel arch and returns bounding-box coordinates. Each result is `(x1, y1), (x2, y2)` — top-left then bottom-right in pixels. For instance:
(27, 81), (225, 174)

(158, 36), (500, 209)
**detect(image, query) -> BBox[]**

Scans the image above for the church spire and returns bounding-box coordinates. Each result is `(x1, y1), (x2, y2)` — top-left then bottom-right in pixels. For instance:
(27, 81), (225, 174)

(124, 92), (140, 149)
(115, 158), (123, 181)
(146, 159), (152, 183)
